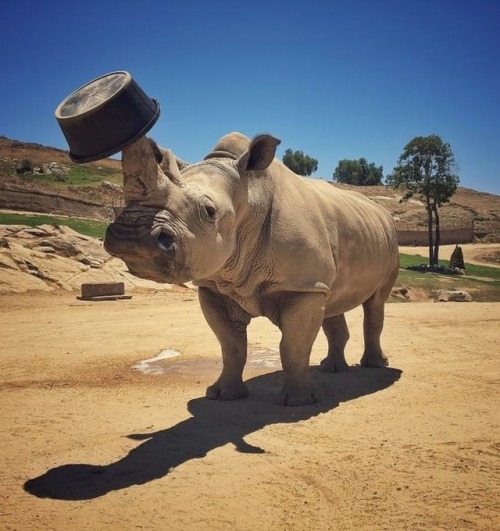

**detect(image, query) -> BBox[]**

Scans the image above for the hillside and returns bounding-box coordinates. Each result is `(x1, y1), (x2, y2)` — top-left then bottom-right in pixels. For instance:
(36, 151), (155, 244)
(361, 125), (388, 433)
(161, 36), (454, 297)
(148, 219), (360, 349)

(332, 183), (500, 242)
(1, 135), (499, 241)
(0, 135), (121, 170)
(0, 136), (123, 220)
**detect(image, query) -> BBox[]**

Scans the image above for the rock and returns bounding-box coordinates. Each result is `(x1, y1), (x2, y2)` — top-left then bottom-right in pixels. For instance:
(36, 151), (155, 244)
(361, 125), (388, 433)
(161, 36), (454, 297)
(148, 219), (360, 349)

(449, 245), (466, 270)
(6, 240), (87, 280)
(42, 164), (52, 175)
(434, 290), (472, 302)
(0, 223), (181, 294)
(39, 237), (80, 257)
(19, 227), (51, 238)
(0, 250), (19, 270)
(102, 181), (122, 192)
(0, 225), (29, 239)
(391, 286), (409, 300)
(0, 268), (54, 294)
(49, 162), (70, 173)
(79, 256), (103, 268)
(34, 245), (56, 253)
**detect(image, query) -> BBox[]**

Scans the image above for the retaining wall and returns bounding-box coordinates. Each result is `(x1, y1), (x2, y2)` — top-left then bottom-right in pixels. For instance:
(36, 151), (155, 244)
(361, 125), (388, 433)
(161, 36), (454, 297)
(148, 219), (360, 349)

(0, 186), (114, 221)
(0, 185), (478, 245)
(397, 225), (474, 246)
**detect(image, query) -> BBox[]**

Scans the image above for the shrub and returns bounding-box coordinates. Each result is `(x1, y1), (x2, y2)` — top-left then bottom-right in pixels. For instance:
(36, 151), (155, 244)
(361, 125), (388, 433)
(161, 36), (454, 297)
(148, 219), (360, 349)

(15, 158), (34, 174)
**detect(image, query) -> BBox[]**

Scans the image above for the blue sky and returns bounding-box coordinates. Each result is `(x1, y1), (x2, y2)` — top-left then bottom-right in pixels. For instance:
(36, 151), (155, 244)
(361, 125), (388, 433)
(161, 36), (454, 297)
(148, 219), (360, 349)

(1, 0), (499, 194)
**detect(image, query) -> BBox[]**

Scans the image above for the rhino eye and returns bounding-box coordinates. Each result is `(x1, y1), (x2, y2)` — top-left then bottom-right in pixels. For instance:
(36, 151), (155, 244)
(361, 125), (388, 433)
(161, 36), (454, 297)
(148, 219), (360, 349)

(204, 205), (216, 220)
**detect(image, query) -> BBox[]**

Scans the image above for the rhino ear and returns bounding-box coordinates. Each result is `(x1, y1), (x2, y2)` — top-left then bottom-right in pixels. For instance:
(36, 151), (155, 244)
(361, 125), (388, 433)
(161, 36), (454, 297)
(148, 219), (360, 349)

(156, 148), (186, 185)
(150, 142), (184, 186)
(238, 134), (281, 173)
(153, 142), (189, 172)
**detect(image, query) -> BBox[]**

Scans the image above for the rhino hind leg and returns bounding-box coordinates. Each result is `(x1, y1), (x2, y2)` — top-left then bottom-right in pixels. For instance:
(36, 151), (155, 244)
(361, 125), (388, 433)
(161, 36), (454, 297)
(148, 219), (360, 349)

(198, 287), (251, 401)
(320, 314), (350, 373)
(360, 291), (389, 368)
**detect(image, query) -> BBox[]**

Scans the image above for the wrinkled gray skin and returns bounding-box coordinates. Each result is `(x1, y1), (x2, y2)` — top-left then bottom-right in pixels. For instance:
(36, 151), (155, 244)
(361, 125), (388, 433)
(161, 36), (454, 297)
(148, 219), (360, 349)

(105, 132), (399, 406)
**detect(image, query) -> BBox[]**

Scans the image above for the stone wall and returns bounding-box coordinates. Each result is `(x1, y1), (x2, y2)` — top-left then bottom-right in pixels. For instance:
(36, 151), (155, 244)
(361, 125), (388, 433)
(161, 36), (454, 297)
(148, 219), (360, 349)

(0, 183), (480, 244)
(0, 184), (114, 221)
(397, 224), (474, 246)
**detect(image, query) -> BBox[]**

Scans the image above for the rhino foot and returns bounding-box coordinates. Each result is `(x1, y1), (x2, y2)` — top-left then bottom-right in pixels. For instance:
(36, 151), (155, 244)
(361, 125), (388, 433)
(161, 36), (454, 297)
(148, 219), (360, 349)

(319, 357), (349, 373)
(206, 380), (249, 401)
(360, 351), (389, 368)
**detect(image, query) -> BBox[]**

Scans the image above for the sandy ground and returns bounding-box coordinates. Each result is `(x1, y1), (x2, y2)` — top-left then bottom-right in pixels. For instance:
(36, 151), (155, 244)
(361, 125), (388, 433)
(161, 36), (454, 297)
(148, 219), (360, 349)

(1, 288), (499, 530)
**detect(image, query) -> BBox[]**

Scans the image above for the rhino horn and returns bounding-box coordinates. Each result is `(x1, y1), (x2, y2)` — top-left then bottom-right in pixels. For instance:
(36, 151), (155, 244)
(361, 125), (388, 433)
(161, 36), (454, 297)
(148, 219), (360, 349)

(122, 137), (183, 204)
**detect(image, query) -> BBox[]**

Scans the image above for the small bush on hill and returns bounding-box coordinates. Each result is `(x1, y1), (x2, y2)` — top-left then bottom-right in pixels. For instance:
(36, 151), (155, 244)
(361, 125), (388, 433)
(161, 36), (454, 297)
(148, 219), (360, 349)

(16, 158), (33, 174)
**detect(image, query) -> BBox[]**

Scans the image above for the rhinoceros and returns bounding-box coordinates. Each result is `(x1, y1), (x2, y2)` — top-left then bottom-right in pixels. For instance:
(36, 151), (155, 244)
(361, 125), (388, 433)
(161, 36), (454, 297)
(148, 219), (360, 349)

(104, 132), (399, 405)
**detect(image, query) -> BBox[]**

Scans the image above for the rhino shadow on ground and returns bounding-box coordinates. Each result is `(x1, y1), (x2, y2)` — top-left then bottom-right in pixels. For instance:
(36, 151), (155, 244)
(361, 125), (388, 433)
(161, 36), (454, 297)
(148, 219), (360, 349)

(24, 366), (401, 500)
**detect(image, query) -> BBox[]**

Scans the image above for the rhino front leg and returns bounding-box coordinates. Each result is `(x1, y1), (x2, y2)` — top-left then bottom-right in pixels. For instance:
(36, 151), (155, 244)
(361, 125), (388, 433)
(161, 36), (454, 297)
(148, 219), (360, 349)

(198, 287), (252, 400)
(320, 314), (350, 373)
(277, 292), (326, 406)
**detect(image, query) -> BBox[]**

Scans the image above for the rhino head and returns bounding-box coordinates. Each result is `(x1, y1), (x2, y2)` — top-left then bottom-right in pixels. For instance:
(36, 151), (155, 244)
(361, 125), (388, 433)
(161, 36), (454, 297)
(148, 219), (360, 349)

(104, 133), (280, 284)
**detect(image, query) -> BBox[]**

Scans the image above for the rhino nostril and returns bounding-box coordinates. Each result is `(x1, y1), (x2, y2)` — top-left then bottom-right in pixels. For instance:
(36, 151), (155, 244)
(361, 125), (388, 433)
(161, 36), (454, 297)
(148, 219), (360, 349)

(158, 232), (175, 250)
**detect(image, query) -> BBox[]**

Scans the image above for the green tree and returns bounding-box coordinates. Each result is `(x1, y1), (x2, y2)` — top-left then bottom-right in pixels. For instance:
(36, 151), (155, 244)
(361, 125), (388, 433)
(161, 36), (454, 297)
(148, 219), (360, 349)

(387, 135), (459, 265)
(282, 148), (318, 176)
(333, 158), (383, 185)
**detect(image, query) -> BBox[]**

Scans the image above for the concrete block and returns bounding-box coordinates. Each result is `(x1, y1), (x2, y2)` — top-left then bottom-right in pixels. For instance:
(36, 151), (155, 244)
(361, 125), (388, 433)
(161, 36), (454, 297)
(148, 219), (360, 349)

(80, 282), (125, 299)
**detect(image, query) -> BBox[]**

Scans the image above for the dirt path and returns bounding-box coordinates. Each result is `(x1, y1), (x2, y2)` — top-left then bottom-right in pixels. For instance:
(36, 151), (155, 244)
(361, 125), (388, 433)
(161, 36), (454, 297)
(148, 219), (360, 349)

(1, 291), (499, 530)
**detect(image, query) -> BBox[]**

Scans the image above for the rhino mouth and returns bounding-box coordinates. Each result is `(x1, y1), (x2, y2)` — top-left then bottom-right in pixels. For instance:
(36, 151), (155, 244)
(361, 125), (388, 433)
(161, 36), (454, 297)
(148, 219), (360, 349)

(104, 206), (192, 283)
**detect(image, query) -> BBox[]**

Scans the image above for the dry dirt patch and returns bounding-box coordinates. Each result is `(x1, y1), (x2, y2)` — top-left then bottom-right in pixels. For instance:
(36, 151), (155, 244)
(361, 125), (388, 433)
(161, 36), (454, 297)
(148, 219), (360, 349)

(1, 291), (499, 530)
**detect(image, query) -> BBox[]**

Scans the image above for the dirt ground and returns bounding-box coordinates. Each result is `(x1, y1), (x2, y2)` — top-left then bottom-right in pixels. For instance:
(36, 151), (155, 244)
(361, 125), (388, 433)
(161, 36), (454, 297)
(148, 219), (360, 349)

(1, 284), (499, 530)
